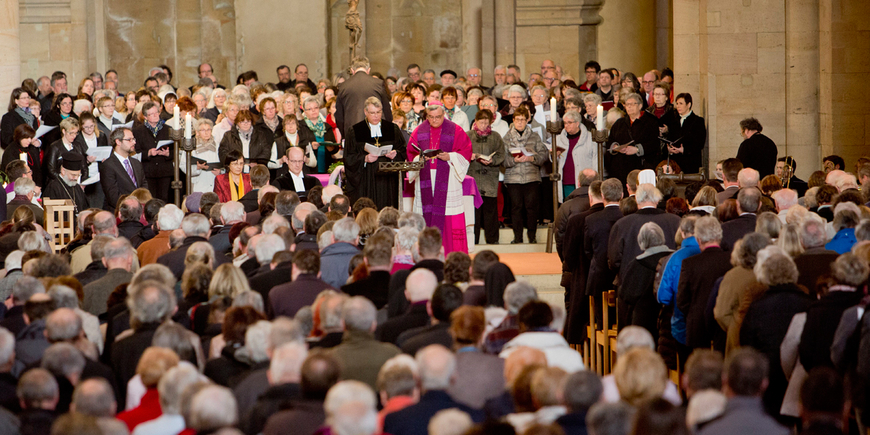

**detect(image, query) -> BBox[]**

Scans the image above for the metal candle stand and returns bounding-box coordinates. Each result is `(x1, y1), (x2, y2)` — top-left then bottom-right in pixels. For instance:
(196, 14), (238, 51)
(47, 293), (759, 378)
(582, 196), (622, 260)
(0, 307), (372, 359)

(545, 120), (562, 253)
(170, 127), (197, 207)
(591, 129), (608, 180)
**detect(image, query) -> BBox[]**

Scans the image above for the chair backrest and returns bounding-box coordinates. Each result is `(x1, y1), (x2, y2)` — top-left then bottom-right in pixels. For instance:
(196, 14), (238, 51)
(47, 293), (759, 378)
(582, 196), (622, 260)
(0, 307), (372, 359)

(43, 198), (75, 253)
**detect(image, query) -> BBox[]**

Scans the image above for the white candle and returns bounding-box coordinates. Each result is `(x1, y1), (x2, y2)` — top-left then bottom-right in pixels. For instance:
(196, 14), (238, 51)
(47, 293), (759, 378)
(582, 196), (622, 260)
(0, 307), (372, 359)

(185, 113), (192, 139)
(173, 105), (180, 129)
(550, 98), (557, 122)
(596, 105), (604, 131)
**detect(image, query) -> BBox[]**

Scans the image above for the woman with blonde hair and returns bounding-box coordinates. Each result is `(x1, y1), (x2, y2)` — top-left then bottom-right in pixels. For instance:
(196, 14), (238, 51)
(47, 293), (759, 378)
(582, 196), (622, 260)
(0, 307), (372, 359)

(355, 208), (379, 248)
(613, 348), (668, 406)
(777, 223), (804, 258)
(691, 186), (719, 215)
(184, 241), (215, 269)
(208, 263), (251, 299)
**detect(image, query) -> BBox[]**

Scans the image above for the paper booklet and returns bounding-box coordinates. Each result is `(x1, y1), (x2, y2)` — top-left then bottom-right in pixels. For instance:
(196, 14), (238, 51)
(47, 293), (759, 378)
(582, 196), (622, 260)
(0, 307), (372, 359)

(478, 151), (497, 161)
(156, 140), (174, 149)
(35, 125), (56, 139)
(364, 143), (393, 157)
(87, 147), (112, 161)
(111, 121), (134, 131)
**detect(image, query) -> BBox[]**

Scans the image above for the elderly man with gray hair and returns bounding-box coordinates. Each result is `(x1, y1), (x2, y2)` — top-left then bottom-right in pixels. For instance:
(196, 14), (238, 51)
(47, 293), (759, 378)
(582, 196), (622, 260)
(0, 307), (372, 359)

(384, 345), (483, 435)
(608, 184), (680, 287)
(16, 367), (60, 429)
(483, 279), (539, 354)
(137, 203), (184, 265)
(721, 187), (761, 250)
(676, 216), (732, 351)
(209, 200), (245, 255)
(0, 276), (45, 336)
(70, 210), (119, 273)
(240, 341), (308, 435)
(110, 280), (176, 408)
(333, 296), (401, 390)
(320, 217), (361, 288)
(157, 213), (231, 280)
(82, 238), (134, 316)
(794, 217), (839, 291)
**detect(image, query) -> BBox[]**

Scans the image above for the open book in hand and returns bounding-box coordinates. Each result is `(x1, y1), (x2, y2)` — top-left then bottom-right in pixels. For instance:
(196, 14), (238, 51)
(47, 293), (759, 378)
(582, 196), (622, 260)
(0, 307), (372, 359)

(364, 143), (393, 157)
(509, 147), (535, 158)
(477, 151), (497, 162)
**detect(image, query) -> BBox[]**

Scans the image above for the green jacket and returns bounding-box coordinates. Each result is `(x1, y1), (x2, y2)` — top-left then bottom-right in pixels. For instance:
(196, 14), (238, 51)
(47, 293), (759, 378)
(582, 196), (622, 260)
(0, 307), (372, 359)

(467, 129), (506, 197)
(329, 330), (402, 390)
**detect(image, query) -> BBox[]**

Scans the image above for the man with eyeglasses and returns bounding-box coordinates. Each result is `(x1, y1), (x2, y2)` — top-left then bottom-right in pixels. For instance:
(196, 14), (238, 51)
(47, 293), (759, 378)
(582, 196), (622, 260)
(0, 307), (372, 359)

(101, 127), (147, 212)
(465, 67), (482, 88)
(641, 71), (658, 107)
(344, 97), (406, 210)
(272, 147), (320, 198)
(580, 61), (600, 93)
(407, 101), (473, 254)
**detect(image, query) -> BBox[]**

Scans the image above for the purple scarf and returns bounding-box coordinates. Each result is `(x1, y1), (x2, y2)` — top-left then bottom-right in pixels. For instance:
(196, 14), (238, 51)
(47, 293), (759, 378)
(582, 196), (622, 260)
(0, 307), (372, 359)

(416, 120), (457, 230)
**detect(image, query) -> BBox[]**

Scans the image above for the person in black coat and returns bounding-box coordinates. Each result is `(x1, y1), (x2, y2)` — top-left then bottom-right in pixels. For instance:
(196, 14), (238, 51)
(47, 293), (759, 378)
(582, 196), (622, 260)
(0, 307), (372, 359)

(341, 241), (393, 310)
(554, 172), (595, 260)
(395, 284), (463, 356)
(45, 118), (89, 185)
(561, 184), (604, 344)
(720, 188), (761, 251)
(676, 216), (733, 350)
(740, 251), (814, 420)
(608, 184), (680, 287)
(133, 102), (172, 202)
(798, 253), (867, 372)
(664, 93), (707, 174)
(218, 110), (272, 166)
(2, 125), (44, 189)
(377, 269), (437, 344)
(736, 117), (777, 178)
(157, 218), (232, 281)
(1, 87), (38, 150)
(605, 93), (660, 185)
(343, 99), (407, 210)
(618, 223), (674, 342)
(42, 151), (88, 217)
(39, 93), (76, 148)
(584, 181), (624, 302)
(334, 59), (393, 138)
(101, 127), (147, 213)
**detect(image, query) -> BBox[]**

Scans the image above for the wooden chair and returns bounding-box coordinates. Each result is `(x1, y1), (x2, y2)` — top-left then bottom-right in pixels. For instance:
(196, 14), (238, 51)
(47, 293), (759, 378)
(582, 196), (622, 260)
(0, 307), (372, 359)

(595, 290), (619, 374)
(43, 198), (75, 253)
(585, 295), (598, 374)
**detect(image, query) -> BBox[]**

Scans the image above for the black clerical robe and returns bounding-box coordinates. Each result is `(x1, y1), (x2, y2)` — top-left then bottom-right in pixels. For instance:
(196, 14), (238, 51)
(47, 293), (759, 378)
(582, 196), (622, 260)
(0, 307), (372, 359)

(344, 120), (407, 209)
(43, 179), (88, 217)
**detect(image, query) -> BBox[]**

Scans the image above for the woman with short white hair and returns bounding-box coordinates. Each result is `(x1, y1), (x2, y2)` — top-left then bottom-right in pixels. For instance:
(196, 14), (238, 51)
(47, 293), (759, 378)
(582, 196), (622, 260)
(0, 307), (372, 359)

(617, 222), (673, 335)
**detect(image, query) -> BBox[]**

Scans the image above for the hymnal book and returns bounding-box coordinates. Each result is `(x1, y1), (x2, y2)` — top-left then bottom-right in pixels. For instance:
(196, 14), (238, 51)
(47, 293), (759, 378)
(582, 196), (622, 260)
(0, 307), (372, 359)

(364, 143), (393, 157)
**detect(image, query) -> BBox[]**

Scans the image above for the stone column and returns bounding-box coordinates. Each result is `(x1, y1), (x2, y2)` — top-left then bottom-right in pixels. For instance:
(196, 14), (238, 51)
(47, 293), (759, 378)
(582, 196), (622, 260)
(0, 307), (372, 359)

(599, 0), (656, 75)
(0, 0), (21, 99)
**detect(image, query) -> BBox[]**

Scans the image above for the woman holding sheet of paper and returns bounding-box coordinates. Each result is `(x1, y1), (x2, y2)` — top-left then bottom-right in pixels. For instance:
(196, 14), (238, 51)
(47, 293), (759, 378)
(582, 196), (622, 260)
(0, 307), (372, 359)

(1, 124), (43, 188)
(502, 104), (548, 244)
(343, 97), (406, 210)
(467, 109), (505, 245)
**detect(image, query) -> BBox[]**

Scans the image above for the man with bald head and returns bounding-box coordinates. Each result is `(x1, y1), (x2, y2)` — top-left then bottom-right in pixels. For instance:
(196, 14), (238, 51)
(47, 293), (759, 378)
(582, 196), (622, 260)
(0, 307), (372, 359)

(45, 308), (118, 399)
(272, 147), (319, 197)
(541, 60), (556, 77)
(71, 377), (117, 417)
(383, 345), (483, 435)
(377, 269), (438, 344)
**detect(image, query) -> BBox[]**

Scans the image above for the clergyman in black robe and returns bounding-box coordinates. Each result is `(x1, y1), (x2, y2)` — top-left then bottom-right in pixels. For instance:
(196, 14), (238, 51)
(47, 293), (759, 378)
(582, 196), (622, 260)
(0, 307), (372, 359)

(42, 150), (88, 218)
(344, 104), (407, 210)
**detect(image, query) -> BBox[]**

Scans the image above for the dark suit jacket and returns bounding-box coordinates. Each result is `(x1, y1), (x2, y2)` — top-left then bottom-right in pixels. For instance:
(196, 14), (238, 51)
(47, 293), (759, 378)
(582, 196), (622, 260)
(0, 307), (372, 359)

(341, 270), (391, 309)
(720, 213), (757, 251)
(238, 189), (260, 213)
(447, 350), (506, 409)
(736, 133), (778, 178)
(157, 236), (231, 280)
(383, 390), (484, 435)
(668, 112), (707, 174)
(555, 187), (591, 260)
(562, 203), (604, 343)
(100, 153), (146, 212)
(584, 205), (623, 296)
(334, 71), (393, 135)
(607, 207), (680, 285)
(208, 224), (235, 257)
(676, 247), (733, 349)
(376, 302), (430, 344)
(794, 247), (840, 292)
(716, 185), (740, 205)
(218, 125), (272, 165)
(269, 274), (336, 319)
(110, 323), (159, 409)
(117, 221), (145, 245)
(272, 172), (320, 197)
(397, 322), (452, 356)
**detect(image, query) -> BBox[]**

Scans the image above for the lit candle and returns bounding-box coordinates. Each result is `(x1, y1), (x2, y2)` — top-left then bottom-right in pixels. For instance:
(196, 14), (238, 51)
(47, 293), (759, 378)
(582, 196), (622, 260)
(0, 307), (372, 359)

(596, 105), (604, 131)
(185, 113), (192, 139)
(173, 105), (180, 129)
(550, 98), (557, 122)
